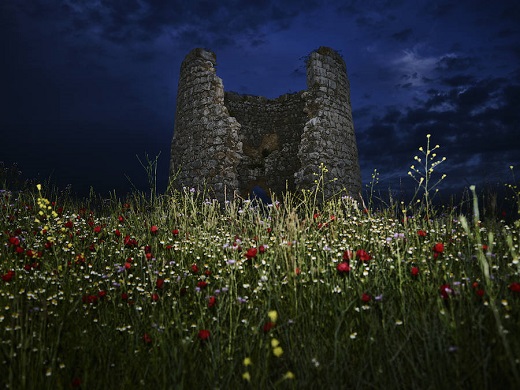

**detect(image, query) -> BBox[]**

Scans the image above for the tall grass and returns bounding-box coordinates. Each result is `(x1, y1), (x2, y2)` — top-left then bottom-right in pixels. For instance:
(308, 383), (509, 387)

(1, 151), (520, 389)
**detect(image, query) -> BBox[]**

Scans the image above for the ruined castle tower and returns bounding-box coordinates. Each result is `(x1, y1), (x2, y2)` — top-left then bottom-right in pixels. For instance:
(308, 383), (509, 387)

(169, 49), (242, 199)
(169, 47), (361, 201)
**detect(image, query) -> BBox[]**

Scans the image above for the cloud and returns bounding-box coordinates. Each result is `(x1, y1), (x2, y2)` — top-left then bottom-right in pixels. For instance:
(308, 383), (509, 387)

(422, 1), (456, 17)
(391, 28), (413, 42)
(392, 48), (438, 87)
(435, 54), (475, 72)
(357, 69), (520, 193)
(441, 75), (476, 87)
(9, 0), (318, 51)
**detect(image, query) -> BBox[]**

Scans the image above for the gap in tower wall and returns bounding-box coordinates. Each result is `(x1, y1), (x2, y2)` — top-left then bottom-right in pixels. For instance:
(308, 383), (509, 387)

(223, 91), (307, 197)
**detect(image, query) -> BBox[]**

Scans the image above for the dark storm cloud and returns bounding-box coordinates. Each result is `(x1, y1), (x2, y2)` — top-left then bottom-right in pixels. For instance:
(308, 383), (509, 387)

(358, 70), (520, 191)
(500, 3), (520, 22)
(496, 28), (519, 39)
(9, 0), (320, 50)
(435, 55), (475, 72)
(441, 75), (476, 87)
(421, 1), (456, 17)
(391, 28), (413, 42)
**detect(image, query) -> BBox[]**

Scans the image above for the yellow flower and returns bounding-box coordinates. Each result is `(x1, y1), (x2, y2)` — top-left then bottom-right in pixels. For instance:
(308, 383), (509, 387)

(271, 338), (280, 348)
(242, 372), (251, 382)
(243, 357), (252, 366)
(273, 346), (283, 357)
(268, 310), (278, 323)
(36, 184), (42, 191)
(284, 371), (295, 380)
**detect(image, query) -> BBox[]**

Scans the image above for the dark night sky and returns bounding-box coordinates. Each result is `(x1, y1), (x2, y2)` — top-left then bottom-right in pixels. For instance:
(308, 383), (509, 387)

(1, 0), (519, 200)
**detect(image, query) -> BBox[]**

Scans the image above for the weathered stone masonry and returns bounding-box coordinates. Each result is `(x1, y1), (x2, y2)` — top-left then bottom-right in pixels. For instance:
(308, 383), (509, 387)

(170, 47), (361, 201)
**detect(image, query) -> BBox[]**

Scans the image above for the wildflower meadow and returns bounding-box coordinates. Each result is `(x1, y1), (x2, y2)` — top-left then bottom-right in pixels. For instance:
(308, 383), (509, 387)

(1, 138), (520, 389)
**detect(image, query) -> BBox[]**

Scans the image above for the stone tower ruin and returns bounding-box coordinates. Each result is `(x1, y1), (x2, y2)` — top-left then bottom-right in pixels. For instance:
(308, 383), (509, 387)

(169, 47), (361, 202)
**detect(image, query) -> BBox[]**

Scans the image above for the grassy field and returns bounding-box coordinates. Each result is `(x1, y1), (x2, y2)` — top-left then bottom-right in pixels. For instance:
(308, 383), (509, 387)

(1, 145), (520, 389)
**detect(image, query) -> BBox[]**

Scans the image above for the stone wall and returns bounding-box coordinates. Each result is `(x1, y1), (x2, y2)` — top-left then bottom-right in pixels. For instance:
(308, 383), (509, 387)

(169, 49), (242, 200)
(224, 92), (307, 196)
(296, 47), (362, 197)
(169, 47), (361, 202)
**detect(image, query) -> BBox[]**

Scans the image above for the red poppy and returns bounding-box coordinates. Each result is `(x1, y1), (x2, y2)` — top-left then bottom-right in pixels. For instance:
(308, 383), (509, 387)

(197, 281), (208, 289)
(259, 245), (267, 254)
(118, 215), (125, 223)
(64, 220), (74, 229)
(439, 284), (452, 300)
(417, 230), (427, 237)
(208, 296), (217, 308)
(475, 289), (485, 298)
(336, 262), (351, 274)
(343, 250), (353, 261)
(198, 329), (210, 341)
(356, 249), (372, 262)
(245, 247), (258, 259)
(98, 290), (107, 299)
(433, 243), (444, 258)
(150, 225), (159, 235)
(8, 236), (20, 246)
(93, 226), (102, 234)
(82, 294), (99, 304)
(143, 333), (152, 344)
(121, 293), (129, 301)
(295, 267), (301, 276)
(124, 235), (138, 248)
(191, 264), (199, 274)
(156, 278), (164, 289)
(114, 229), (121, 237)
(2, 270), (15, 282)
(262, 321), (275, 333)
(509, 282), (520, 293)
(361, 293), (371, 303)
(411, 266), (420, 276)
(172, 229), (179, 236)
(151, 293), (159, 302)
